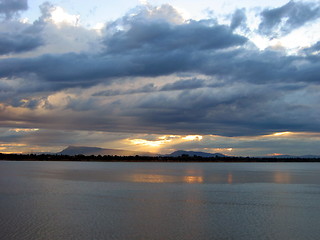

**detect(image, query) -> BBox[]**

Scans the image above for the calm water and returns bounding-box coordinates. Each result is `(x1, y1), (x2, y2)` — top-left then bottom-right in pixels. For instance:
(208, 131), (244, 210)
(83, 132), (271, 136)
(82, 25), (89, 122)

(1, 161), (320, 240)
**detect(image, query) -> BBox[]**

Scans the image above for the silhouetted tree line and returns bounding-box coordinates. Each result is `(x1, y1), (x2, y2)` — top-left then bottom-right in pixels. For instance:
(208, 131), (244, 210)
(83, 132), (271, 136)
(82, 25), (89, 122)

(0, 153), (319, 162)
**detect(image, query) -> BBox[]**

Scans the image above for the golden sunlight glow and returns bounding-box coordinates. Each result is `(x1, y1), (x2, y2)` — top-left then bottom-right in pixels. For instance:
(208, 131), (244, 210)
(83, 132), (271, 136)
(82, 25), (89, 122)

(0, 151), (23, 154)
(0, 143), (27, 154)
(129, 138), (172, 147)
(272, 131), (292, 136)
(0, 144), (26, 147)
(267, 153), (284, 156)
(214, 148), (233, 152)
(9, 128), (39, 132)
(128, 134), (203, 152)
(182, 135), (203, 141)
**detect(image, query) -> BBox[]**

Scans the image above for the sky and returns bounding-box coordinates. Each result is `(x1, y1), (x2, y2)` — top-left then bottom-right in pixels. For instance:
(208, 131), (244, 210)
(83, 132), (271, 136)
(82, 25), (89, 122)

(0, 0), (320, 156)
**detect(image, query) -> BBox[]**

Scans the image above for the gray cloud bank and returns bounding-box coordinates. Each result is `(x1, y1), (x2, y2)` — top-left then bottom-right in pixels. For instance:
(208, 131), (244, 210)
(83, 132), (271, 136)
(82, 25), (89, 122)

(0, 0), (28, 19)
(259, 0), (320, 37)
(0, 1), (320, 138)
(0, 31), (43, 55)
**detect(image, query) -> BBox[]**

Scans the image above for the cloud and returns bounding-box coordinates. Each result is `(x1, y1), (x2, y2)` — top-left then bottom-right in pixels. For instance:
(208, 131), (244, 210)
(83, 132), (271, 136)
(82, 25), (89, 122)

(0, 32), (43, 55)
(94, 83), (157, 97)
(230, 9), (247, 30)
(2, 7), (320, 93)
(1, 68), (320, 138)
(104, 18), (247, 54)
(166, 133), (320, 156)
(160, 78), (205, 91)
(259, 1), (320, 37)
(1, 2), (320, 144)
(0, 4), (248, 89)
(0, 10), (44, 56)
(0, 0), (28, 19)
(93, 78), (208, 97)
(302, 41), (320, 55)
(129, 4), (185, 24)
(36, 2), (80, 27)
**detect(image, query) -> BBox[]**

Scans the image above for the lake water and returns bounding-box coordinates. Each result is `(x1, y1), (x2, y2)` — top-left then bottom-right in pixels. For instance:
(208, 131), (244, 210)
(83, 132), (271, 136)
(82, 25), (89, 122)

(1, 161), (320, 240)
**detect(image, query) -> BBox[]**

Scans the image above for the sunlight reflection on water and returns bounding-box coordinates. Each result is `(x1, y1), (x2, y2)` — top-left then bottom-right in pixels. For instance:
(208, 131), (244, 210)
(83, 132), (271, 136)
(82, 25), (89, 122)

(21, 163), (320, 185)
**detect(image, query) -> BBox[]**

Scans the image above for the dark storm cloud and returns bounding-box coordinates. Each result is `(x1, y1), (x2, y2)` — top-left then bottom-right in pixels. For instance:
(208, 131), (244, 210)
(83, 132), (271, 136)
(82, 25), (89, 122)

(104, 19), (247, 53)
(0, 5), (45, 56)
(259, 0), (320, 37)
(230, 9), (247, 30)
(0, 0), (28, 19)
(130, 82), (320, 136)
(7, 3), (318, 91)
(1, 45), (312, 90)
(133, 87), (271, 136)
(94, 83), (157, 97)
(0, 32), (43, 55)
(1, 2), (320, 138)
(160, 78), (205, 91)
(94, 78), (206, 97)
(0, 19), (247, 88)
(2, 32), (319, 93)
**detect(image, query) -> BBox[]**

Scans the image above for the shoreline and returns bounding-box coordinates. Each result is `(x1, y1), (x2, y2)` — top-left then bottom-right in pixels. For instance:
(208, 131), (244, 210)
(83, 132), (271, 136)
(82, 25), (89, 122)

(1, 153), (320, 163)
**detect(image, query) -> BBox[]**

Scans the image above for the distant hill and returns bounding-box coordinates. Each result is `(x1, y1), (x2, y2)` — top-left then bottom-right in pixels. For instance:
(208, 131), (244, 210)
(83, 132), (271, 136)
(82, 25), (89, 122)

(300, 155), (320, 159)
(167, 150), (226, 158)
(52, 146), (320, 158)
(57, 147), (226, 158)
(57, 146), (155, 156)
(261, 154), (320, 159)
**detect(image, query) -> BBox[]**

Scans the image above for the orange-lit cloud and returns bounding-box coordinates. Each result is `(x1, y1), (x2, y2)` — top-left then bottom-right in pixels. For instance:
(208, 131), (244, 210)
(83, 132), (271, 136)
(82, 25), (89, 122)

(0, 143), (26, 147)
(267, 153), (284, 156)
(182, 135), (203, 141)
(127, 134), (204, 152)
(214, 148), (233, 152)
(9, 128), (39, 133)
(129, 138), (172, 148)
(271, 131), (292, 136)
(0, 143), (28, 154)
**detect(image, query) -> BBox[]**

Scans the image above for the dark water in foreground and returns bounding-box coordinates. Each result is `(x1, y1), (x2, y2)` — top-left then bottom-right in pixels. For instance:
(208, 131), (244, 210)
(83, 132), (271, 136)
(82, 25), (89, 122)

(1, 161), (320, 240)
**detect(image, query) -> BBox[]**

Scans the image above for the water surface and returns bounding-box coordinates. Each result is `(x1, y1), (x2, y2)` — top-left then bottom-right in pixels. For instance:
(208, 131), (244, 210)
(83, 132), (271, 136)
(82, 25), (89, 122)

(1, 161), (320, 240)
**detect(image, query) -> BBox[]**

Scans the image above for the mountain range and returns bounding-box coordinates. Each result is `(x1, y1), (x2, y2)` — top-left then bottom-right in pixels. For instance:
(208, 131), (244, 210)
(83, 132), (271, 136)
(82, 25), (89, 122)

(58, 146), (155, 156)
(55, 146), (320, 158)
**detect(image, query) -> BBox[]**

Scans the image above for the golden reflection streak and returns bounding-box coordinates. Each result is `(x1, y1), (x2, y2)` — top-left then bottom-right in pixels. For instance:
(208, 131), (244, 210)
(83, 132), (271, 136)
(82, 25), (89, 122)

(183, 176), (203, 183)
(129, 174), (203, 184)
(227, 173), (233, 184)
(273, 172), (292, 184)
(129, 174), (173, 183)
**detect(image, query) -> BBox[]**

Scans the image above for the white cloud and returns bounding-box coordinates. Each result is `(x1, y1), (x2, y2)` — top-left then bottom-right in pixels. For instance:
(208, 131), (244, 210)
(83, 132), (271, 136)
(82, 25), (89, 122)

(50, 6), (80, 26)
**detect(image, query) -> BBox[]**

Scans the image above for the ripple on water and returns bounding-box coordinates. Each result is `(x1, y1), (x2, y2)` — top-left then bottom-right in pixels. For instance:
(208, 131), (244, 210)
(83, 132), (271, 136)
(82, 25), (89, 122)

(1, 161), (320, 240)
